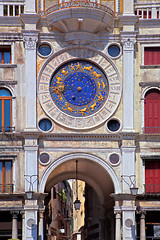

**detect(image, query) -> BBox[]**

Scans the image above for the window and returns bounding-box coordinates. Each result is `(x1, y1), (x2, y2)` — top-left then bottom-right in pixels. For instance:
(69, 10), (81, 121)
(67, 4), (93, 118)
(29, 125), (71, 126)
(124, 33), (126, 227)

(39, 119), (52, 132)
(0, 89), (12, 132)
(0, 46), (11, 64)
(0, 160), (13, 193)
(145, 160), (160, 194)
(108, 44), (121, 58)
(107, 119), (120, 132)
(144, 89), (160, 133)
(144, 47), (160, 65)
(38, 43), (52, 57)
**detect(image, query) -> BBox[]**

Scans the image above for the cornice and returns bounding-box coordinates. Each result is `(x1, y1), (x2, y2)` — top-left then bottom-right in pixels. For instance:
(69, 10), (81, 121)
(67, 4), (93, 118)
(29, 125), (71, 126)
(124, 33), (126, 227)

(0, 81), (17, 85)
(20, 14), (40, 25)
(38, 133), (122, 141)
(139, 82), (160, 87)
(0, 32), (22, 41)
(0, 16), (23, 26)
(119, 15), (139, 25)
(138, 34), (160, 43)
(137, 19), (160, 28)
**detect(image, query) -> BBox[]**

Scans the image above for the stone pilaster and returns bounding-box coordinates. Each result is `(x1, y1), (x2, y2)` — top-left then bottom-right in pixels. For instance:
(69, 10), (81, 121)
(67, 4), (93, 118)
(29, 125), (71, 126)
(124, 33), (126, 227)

(120, 133), (138, 193)
(39, 210), (44, 240)
(114, 209), (121, 240)
(122, 206), (136, 240)
(121, 33), (137, 131)
(22, 31), (39, 131)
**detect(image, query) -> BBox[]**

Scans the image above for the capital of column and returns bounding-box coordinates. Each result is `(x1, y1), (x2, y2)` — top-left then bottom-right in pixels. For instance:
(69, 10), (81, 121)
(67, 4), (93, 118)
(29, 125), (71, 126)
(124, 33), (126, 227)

(11, 211), (19, 219)
(121, 38), (136, 51)
(139, 211), (146, 219)
(120, 32), (137, 51)
(22, 30), (39, 50)
(39, 210), (44, 219)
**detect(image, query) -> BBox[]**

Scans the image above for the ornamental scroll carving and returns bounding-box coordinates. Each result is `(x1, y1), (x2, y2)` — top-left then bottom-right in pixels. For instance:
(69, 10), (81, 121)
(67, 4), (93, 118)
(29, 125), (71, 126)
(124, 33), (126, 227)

(121, 38), (136, 51)
(23, 36), (38, 50)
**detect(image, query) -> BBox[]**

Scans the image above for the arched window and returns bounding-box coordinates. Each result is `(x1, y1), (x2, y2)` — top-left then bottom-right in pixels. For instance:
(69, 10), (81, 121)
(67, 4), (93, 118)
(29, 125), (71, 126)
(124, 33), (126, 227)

(144, 89), (160, 133)
(0, 88), (12, 132)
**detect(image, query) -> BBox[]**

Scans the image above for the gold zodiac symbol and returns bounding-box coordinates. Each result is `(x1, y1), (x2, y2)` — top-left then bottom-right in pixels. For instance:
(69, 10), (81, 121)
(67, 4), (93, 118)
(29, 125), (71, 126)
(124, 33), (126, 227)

(61, 68), (68, 75)
(56, 76), (63, 84)
(71, 62), (80, 71)
(71, 63), (76, 71)
(97, 92), (104, 102)
(77, 62), (80, 70)
(92, 71), (101, 79)
(80, 107), (87, 115)
(83, 66), (92, 71)
(64, 102), (74, 113)
(90, 102), (96, 111)
(101, 80), (105, 89)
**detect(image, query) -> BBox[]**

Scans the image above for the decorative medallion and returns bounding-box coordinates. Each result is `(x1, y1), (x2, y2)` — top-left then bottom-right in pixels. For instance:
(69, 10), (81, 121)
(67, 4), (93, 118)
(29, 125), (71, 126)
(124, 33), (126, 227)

(38, 47), (121, 130)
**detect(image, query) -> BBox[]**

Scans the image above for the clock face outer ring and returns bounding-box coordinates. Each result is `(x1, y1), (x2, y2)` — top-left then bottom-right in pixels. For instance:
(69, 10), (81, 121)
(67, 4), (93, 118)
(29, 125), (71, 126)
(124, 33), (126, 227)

(38, 47), (122, 130)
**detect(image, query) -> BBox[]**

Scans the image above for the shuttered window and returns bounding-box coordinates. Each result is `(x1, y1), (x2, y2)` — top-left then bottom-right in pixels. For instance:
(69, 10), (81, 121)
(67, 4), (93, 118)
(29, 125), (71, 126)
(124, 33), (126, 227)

(0, 89), (12, 132)
(144, 89), (160, 133)
(144, 47), (160, 65)
(145, 160), (160, 193)
(0, 161), (13, 193)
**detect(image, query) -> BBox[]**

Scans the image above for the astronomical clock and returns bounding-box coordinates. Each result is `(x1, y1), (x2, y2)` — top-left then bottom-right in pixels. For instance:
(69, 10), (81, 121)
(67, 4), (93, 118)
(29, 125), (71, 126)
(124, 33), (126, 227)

(38, 47), (121, 130)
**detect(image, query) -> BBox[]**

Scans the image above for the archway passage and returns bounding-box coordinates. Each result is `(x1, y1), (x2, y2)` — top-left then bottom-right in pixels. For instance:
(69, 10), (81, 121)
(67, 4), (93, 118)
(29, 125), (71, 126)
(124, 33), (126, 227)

(144, 89), (160, 133)
(40, 154), (120, 240)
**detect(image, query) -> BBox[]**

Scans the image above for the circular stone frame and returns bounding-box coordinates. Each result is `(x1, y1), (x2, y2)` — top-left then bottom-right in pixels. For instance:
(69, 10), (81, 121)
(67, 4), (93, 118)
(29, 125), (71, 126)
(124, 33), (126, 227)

(38, 46), (122, 130)
(39, 152), (51, 166)
(37, 42), (52, 58)
(108, 152), (121, 166)
(38, 117), (53, 132)
(107, 43), (121, 60)
(106, 117), (122, 133)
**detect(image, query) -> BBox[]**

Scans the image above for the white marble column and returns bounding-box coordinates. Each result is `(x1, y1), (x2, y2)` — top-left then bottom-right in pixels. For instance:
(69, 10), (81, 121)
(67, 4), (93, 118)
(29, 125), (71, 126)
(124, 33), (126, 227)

(114, 211), (121, 240)
(39, 210), (44, 240)
(11, 211), (19, 239)
(23, 31), (39, 131)
(21, 211), (25, 240)
(121, 34), (136, 131)
(140, 212), (146, 240)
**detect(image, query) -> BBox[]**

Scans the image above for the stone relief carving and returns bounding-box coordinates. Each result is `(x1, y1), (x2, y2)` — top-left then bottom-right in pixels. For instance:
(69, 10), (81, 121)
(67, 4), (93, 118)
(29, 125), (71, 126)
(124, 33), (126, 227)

(23, 36), (38, 50)
(121, 38), (136, 51)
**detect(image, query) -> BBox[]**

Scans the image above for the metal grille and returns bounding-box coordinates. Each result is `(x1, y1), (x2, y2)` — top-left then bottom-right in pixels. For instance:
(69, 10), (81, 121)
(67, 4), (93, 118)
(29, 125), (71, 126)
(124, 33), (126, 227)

(145, 184), (160, 194)
(0, 184), (13, 193)
(143, 127), (160, 134)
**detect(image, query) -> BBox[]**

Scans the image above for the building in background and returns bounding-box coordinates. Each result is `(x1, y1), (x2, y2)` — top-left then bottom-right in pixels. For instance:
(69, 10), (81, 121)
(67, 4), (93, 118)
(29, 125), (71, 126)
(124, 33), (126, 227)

(44, 180), (73, 240)
(0, 0), (160, 240)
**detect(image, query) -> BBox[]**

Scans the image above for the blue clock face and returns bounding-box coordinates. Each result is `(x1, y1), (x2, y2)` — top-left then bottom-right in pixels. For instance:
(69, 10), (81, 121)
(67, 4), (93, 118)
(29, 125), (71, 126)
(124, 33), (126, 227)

(49, 60), (109, 117)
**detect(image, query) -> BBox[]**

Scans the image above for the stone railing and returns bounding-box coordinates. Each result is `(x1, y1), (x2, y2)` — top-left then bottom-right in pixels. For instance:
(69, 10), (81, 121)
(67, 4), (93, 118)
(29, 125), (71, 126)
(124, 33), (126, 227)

(40, 0), (115, 17)
(0, 1), (25, 16)
(135, 3), (160, 19)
